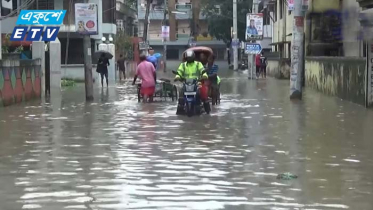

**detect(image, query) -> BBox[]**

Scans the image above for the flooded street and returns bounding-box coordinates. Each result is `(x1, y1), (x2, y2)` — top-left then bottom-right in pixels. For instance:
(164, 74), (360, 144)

(1, 69), (373, 210)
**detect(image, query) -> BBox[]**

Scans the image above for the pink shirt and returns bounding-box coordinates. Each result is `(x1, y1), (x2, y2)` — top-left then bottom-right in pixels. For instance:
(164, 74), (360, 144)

(136, 61), (156, 88)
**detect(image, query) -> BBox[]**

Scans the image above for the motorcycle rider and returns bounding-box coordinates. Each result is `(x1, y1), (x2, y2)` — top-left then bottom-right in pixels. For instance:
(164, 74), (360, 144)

(175, 50), (208, 114)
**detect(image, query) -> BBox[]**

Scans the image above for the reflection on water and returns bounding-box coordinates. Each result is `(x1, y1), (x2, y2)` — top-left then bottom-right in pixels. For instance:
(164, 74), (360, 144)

(1, 74), (373, 210)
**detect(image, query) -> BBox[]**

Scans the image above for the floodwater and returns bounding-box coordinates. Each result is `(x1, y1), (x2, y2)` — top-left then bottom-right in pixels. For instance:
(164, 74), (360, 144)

(1, 69), (373, 210)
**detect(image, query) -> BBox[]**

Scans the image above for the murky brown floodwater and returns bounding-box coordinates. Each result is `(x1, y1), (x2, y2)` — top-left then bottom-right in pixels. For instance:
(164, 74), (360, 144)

(1, 69), (373, 210)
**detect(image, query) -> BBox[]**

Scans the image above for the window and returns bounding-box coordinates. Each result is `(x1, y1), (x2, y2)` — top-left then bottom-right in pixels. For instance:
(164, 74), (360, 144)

(117, 19), (124, 31)
(167, 49), (179, 60)
(153, 0), (165, 10)
(214, 5), (221, 15)
(175, 3), (192, 10)
(279, 0), (283, 19)
(217, 48), (225, 60)
(263, 10), (270, 25)
(61, 38), (85, 64)
(31, 0), (54, 10)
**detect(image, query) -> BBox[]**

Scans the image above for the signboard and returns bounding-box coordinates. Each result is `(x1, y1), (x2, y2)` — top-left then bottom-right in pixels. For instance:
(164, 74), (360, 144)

(288, 0), (294, 11)
(161, 26), (169, 39)
(75, 3), (98, 35)
(246, 13), (263, 40)
(139, 42), (149, 50)
(367, 42), (373, 107)
(245, 43), (262, 54)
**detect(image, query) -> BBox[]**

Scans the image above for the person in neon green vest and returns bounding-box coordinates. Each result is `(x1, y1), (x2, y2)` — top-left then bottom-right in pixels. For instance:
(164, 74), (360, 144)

(175, 50), (209, 114)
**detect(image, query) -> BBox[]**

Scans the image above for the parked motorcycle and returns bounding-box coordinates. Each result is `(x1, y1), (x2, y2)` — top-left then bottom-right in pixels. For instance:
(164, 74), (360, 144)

(172, 70), (211, 117)
(240, 60), (248, 70)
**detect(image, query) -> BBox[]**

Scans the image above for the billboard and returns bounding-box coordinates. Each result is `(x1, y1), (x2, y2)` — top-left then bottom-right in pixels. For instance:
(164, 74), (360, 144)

(75, 3), (98, 35)
(288, 0), (294, 11)
(246, 13), (263, 40)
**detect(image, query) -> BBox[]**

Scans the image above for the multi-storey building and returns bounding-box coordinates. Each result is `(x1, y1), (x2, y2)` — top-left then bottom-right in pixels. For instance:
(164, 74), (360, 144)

(137, 0), (226, 60)
(116, 0), (138, 36)
(1, 0), (117, 65)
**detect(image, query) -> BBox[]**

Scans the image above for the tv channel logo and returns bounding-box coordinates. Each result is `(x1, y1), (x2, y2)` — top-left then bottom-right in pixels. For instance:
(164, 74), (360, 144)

(10, 10), (66, 42)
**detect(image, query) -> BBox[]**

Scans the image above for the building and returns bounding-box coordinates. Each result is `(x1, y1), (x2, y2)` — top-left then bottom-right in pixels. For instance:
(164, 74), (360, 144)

(1, 0), (117, 65)
(258, 0), (274, 53)
(266, 0), (346, 78)
(267, 0), (373, 107)
(137, 0), (226, 60)
(116, 0), (138, 36)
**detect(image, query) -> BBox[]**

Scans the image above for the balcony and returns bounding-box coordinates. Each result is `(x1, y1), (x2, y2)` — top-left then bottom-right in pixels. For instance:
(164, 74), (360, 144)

(116, 2), (137, 19)
(356, 0), (373, 9)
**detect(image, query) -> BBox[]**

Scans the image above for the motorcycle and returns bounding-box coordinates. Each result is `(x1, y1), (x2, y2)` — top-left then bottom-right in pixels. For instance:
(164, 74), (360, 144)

(172, 70), (211, 117)
(240, 60), (248, 70)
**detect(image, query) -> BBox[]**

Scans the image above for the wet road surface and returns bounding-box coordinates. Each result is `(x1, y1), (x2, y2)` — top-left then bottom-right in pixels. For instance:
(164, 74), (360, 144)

(1, 69), (373, 210)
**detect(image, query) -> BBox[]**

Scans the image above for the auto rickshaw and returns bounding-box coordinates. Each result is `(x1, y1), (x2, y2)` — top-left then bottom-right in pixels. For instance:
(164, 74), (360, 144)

(182, 47), (220, 105)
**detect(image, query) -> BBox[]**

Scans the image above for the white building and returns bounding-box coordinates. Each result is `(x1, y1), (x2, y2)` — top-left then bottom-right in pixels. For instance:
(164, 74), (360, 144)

(1, 0), (117, 80)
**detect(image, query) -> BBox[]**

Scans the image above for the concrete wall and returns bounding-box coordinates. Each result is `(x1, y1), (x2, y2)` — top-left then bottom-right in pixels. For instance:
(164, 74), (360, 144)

(305, 57), (366, 105)
(0, 55), (42, 107)
(61, 64), (98, 82)
(267, 58), (291, 79)
(61, 62), (138, 81)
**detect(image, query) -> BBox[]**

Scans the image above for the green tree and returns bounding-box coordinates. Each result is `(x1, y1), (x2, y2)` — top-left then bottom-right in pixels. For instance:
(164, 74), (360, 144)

(114, 31), (133, 59)
(201, 0), (252, 45)
(126, 0), (137, 9)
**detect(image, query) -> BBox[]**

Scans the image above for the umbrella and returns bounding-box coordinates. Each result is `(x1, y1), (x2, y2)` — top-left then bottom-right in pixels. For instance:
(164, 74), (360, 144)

(147, 55), (158, 64)
(94, 50), (113, 59)
(153, 53), (162, 59)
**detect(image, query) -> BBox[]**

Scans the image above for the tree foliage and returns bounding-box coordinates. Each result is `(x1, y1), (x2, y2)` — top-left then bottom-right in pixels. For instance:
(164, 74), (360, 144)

(201, 0), (252, 45)
(114, 31), (133, 59)
(125, 0), (137, 9)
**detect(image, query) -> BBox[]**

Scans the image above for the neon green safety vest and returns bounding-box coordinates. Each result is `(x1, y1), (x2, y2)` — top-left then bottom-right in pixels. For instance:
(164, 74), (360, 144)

(176, 61), (206, 79)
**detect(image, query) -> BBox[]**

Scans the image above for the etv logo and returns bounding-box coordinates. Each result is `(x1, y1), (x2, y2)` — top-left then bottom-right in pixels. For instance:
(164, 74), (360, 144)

(10, 10), (66, 42)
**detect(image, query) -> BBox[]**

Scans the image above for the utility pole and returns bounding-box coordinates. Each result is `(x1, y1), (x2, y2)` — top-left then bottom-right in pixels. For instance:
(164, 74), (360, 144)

(0, 9), (2, 60)
(289, 0), (304, 99)
(143, 0), (152, 54)
(162, 0), (167, 72)
(249, 0), (259, 79)
(232, 0), (238, 71)
(83, 0), (93, 101)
